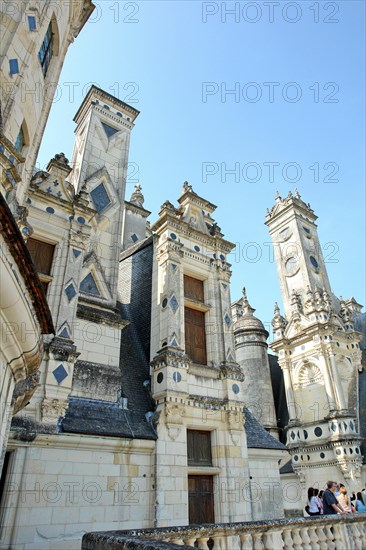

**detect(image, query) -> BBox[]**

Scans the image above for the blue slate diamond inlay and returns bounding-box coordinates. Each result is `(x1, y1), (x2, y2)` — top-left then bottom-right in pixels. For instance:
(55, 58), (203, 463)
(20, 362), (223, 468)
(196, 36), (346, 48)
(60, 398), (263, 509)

(222, 283), (227, 290)
(90, 183), (111, 213)
(171, 338), (178, 347)
(72, 249), (81, 259)
(53, 364), (68, 384)
(101, 122), (118, 138)
(59, 327), (69, 338)
(170, 294), (179, 313)
(131, 233), (138, 243)
(65, 283), (77, 302)
(224, 313), (232, 328)
(171, 264), (177, 271)
(80, 273), (100, 296)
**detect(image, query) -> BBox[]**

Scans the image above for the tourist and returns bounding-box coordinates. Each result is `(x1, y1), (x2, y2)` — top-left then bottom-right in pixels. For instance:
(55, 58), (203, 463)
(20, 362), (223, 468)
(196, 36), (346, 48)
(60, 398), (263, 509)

(314, 488), (323, 515)
(318, 490), (324, 514)
(355, 492), (366, 512)
(337, 486), (353, 512)
(323, 481), (349, 515)
(306, 487), (321, 516)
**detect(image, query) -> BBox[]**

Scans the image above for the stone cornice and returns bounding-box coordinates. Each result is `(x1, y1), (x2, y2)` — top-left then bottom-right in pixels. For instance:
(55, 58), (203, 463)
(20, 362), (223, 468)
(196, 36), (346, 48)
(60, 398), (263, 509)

(76, 303), (129, 328)
(152, 215), (235, 253)
(124, 200), (151, 217)
(8, 432), (155, 453)
(74, 85), (140, 125)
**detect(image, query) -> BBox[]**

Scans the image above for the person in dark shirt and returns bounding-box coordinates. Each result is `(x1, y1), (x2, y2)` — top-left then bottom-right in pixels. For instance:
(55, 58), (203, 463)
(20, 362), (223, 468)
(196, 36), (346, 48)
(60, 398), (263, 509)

(323, 481), (348, 515)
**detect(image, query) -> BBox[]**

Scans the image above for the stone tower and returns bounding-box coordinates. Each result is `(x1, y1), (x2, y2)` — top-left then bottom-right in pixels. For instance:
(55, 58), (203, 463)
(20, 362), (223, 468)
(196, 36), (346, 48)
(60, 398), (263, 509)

(265, 190), (363, 491)
(24, 86), (139, 423)
(150, 182), (251, 526)
(233, 288), (279, 439)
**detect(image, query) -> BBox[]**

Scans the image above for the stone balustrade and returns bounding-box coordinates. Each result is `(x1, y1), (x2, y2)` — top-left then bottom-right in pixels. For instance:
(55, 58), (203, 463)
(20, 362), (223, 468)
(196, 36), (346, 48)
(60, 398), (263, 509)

(82, 513), (366, 549)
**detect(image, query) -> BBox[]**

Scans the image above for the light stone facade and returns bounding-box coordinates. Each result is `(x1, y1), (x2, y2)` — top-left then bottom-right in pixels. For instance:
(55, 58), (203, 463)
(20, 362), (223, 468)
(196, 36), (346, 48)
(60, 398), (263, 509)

(2, 436), (155, 550)
(0, 0), (93, 478)
(1, 2), (365, 547)
(266, 191), (365, 509)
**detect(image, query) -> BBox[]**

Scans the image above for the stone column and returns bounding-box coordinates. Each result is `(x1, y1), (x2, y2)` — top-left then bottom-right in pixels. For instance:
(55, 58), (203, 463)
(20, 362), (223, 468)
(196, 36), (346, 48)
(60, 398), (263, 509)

(327, 349), (347, 411)
(317, 353), (337, 412)
(280, 362), (298, 422)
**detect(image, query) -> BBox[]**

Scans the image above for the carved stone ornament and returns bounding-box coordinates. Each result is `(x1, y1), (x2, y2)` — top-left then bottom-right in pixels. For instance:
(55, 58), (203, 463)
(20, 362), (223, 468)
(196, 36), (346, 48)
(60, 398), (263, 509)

(165, 402), (185, 425)
(338, 460), (362, 480)
(165, 402), (185, 441)
(41, 398), (68, 422)
(297, 362), (322, 387)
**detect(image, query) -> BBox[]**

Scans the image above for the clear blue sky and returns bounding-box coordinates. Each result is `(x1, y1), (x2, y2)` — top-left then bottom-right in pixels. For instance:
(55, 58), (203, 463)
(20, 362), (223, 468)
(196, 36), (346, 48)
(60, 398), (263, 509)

(38, 0), (365, 337)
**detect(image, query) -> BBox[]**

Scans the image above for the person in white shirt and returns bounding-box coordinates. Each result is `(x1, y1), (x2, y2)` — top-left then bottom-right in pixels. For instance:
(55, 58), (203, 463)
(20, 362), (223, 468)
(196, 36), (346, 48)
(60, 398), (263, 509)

(307, 487), (321, 516)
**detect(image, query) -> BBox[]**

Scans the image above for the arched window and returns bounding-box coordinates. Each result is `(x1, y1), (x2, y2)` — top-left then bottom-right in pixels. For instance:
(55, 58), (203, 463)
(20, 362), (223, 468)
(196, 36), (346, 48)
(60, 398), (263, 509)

(38, 15), (59, 77)
(14, 120), (29, 153)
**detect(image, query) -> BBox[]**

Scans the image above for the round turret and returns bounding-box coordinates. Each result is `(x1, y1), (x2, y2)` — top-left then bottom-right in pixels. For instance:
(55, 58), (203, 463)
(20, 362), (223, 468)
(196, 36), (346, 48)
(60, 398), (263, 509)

(233, 288), (268, 338)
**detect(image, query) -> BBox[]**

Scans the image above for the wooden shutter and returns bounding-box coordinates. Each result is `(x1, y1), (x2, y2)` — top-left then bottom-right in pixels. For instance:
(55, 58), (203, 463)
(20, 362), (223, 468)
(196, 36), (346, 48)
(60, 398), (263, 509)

(185, 307), (207, 365)
(27, 238), (55, 275)
(184, 275), (204, 302)
(187, 430), (212, 466)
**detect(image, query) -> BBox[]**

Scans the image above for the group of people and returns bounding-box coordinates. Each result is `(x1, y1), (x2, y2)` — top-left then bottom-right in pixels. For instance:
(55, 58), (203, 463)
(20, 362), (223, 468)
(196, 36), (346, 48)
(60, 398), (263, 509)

(306, 481), (366, 516)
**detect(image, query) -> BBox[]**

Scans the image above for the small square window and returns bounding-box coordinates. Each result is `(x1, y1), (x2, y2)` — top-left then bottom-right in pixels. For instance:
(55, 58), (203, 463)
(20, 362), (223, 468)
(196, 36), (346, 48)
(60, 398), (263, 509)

(28, 15), (36, 31)
(9, 59), (19, 75)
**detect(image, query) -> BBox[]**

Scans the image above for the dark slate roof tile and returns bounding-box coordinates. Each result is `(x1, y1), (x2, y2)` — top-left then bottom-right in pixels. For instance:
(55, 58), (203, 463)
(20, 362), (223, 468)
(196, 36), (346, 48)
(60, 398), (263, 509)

(244, 407), (287, 450)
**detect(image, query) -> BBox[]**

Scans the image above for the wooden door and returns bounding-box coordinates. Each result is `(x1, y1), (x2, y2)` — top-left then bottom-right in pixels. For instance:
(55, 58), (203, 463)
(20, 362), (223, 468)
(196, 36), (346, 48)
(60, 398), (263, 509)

(188, 475), (214, 524)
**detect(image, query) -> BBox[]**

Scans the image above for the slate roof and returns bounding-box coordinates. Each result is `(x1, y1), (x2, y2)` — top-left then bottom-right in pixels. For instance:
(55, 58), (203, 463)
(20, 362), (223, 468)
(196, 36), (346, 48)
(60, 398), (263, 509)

(62, 396), (156, 439)
(244, 407), (287, 450)
(268, 353), (288, 444)
(62, 237), (156, 440)
(280, 459), (294, 474)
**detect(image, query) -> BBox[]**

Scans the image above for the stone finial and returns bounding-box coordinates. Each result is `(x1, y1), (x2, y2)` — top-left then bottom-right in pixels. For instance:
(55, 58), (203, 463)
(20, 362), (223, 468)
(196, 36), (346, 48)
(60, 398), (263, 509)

(323, 290), (331, 309)
(130, 183), (144, 207)
(209, 221), (222, 236)
(291, 290), (303, 320)
(304, 285), (315, 313)
(272, 302), (287, 330)
(242, 287), (255, 316)
(275, 191), (281, 202)
(287, 191), (293, 199)
(242, 287), (248, 303)
(53, 152), (69, 165)
(160, 200), (174, 211)
(295, 188), (301, 199)
(182, 180), (193, 194)
(339, 297), (351, 323)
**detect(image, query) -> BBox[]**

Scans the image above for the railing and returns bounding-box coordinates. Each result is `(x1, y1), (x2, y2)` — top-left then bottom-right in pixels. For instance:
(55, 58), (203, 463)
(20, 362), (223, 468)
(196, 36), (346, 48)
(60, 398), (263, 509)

(82, 513), (366, 549)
